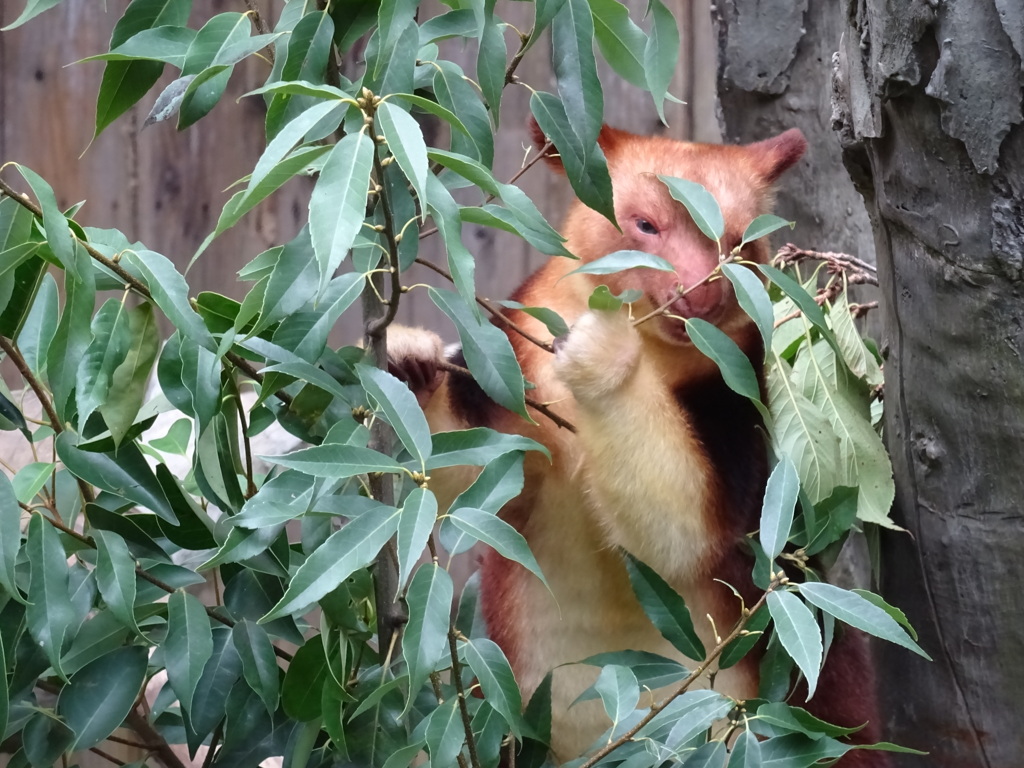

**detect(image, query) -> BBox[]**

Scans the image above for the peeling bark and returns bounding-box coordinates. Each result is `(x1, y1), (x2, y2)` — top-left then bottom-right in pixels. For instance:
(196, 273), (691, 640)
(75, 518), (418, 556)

(833, 0), (1024, 765)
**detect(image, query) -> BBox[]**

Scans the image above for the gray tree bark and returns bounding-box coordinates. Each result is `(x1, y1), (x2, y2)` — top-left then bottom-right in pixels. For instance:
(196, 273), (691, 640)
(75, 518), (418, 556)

(832, 2), (1024, 766)
(719, 1), (1024, 766)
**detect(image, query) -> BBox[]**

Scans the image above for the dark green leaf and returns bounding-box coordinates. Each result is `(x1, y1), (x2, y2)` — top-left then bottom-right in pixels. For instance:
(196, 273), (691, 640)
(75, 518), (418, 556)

(377, 101), (429, 213)
(752, 702), (861, 740)
(165, 589), (214, 715)
(476, 10), (506, 124)
(12, 164), (79, 280)
(93, 530), (143, 637)
(625, 555), (705, 660)
(281, 640), (329, 721)
(87, 25), (197, 67)
(26, 512), (77, 680)
(498, 301), (569, 338)
(686, 318), (767, 420)
(0, 473), (22, 601)
(683, 740), (727, 768)
(766, 590), (822, 698)
(551, 0), (602, 147)
(430, 287), (529, 419)
(59, 645), (148, 750)
(100, 302), (160, 448)
(579, 650), (688, 696)
(189, 628), (244, 740)
(14, 270), (57, 378)
(265, 443), (402, 478)
(424, 699), (464, 766)
(232, 620), (281, 716)
(590, 0), (647, 87)
(76, 298), (132, 427)
(46, 258), (96, 421)
(177, 64), (232, 128)
(644, 0), (680, 123)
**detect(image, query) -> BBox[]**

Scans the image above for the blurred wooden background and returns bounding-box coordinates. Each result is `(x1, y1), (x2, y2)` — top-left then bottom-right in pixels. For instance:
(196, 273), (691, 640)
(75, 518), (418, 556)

(0, 1), (717, 764)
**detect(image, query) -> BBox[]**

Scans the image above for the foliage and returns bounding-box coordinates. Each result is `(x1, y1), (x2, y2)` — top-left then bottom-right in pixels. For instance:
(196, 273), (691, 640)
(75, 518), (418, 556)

(0, 1), (917, 767)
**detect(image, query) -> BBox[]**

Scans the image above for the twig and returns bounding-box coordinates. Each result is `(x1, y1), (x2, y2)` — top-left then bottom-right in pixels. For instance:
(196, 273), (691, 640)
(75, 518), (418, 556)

(632, 256), (736, 328)
(774, 244), (878, 286)
(126, 709), (188, 768)
(243, 0), (272, 40)
(0, 337), (96, 505)
(578, 581), (781, 768)
(413, 258), (555, 353)
(437, 360), (576, 433)
(88, 747), (126, 767)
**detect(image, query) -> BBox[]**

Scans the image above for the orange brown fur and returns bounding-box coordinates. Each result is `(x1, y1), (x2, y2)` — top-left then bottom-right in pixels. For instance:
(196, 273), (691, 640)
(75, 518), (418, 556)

(392, 124), (886, 765)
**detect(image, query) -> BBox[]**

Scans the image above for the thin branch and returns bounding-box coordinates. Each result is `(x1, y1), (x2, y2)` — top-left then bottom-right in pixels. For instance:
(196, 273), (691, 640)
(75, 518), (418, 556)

(413, 258), (555, 353)
(126, 709), (188, 768)
(243, 0), (272, 41)
(632, 256), (736, 329)
(88, 747), (126, 767)
(504, 30), (531, 86)
(774, 243), (878, 285)
(0, 337), (95, 505)
(105, 734), (156, 750)
(437, 360), (576, 433)
(367, 129), (404, 337)
(578, 580), (781, 768)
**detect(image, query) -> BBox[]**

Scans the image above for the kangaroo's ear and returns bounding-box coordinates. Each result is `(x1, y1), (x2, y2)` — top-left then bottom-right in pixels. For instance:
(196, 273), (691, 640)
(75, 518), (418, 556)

(747, 128), (807, 183)
(529, 118), (627, 173)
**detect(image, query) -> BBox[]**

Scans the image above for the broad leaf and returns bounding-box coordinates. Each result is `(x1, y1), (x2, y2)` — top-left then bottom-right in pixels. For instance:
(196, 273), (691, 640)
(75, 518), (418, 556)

(165, 589), (214, 714)
(659, 176), (724, 244)
(465, 638), (523, 736)
(625, 555), (705, 660)
(58, 645), (148, 750)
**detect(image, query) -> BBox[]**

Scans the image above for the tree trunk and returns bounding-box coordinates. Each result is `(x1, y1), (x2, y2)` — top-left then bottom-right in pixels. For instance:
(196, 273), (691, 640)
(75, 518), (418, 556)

(832, 1), (1024, 766)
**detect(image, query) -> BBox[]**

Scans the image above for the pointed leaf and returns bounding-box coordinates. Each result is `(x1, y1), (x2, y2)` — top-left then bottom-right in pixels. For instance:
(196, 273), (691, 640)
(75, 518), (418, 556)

(465, 638), (523, 736)
(262, 507), (400, 620)
(659, 176), (724, 243)
(625, 554), (705, 660)
(644, 0), (680, 123)
(0, 473), (22, 601)
(766, 590), (822, 698)
(76, 298), (133, 427)
(728, 728), (763, 767)
(425, 428), (547, 469)
(16, 270), (58, 378)
(396, 487), (438, 589)
(58, 645), (148, 750)
(233, 619), (281, 716)
(26, 513), (77, 680)
(798, 582), (929, 659)
(592, 664), (639, 726)
(263, 443), (402, 478)
(564, 249), (674, 277)
(590, 0), (647, 88)
(759, 458), (799, 560)
(309, 131), (374, 290)
(741, 215), (794, 248)
(93, 530), (143, 637)
(686, 318), (767, 420)
(450, 506), (547, 588)
(376, 101), (429, 214)
(165, 590), (214, 714)
(722, 263), (774, 351)
(402, 565), (453, 709)
(357, 363), (432, 468)
(552, 0), (602, 147)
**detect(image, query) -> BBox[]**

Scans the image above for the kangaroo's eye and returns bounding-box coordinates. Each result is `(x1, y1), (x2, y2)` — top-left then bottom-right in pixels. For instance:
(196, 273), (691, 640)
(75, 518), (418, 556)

(635, 218), (659, 235)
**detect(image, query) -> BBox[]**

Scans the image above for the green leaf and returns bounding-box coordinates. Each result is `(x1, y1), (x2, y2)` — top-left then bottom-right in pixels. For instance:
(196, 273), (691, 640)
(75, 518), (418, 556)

(281, 641), (328, 722)
(659, 176), (724, 244)
(309, 131), (374, 291)
(644, 0), (680, 123)
(377, 101), (429, 215)
(829, 290), (883, 387)
(232, 471), (315, 529)
(564, 249), (674, 277)
(624, 555), (705, 660)
(592, 664), (639, 727)
(442, 451), (524, 555)
(87, 25), (197, 67)
(590, 0), (647, 88)
(16, 270), (58, 378)
(2, 0), (66, 29)
(12, 461), (55, 504)
(0, 627), (6, 739)
(56, 433), (179, 523)
(758, 264), (832, 339)
(424, 699), (464, 766)
(100, 302), (160, 447)
(402, 564), (453, 710)
(430, 287), (529, 419)
(686, 318), (767, 418)
(425, 428), (547, 469)
(426, 175), (478, 314)
(757, 733), (851, 767)
(264, 443), (402, 478)
(683, 741), (727, 768)
(47, 258), (96, 421)
(357, 363), (432, 469)
(450, 506), (547, 588)
(182, 12), (251, 73)
(93, 0), (192, 136)
(123, 249), (217, 352)
(12, 164), (79, 280)
(552, 0), (603, 147)
(752, 702), (862, 740)
(722, 263), (774, 351)
(498, 301), (569, 338)
(22, 711), (75, 765)
(149, 417), (192, 454)
(58, 645), (148, 750)
(530, 91), (615, 223)
(26, 512), (77, 680)
(177, 64), (232, 128)
(262, 507), (400, 620)
(759, 458), (799, 561)
(189, 627), (244, 740)
(464, 638), (523, 736)
(265, 10), (335, 135)
(418, 9), (476, 42)
(766, 590), (822, 698)
(233, 620), (281, 716)
(93, 530), (143, 637)
(396, 487), (438, 589)
(851, 589), (917, 641)
(373, 0), (418, 80)
(797, 583), (929, 659)
(741, 214), (794, 248)
(76, 298), (133, 427)
(476, 10), (506, 124)
(166, 590), (214, 714)
(0, 473), (22, 600)
(587, 284), (642, 311)
(728, 728), (763, 767)
(432, 61), (493, 166)
(579, 651), (688, 696)
(766, 357), (841, 505)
